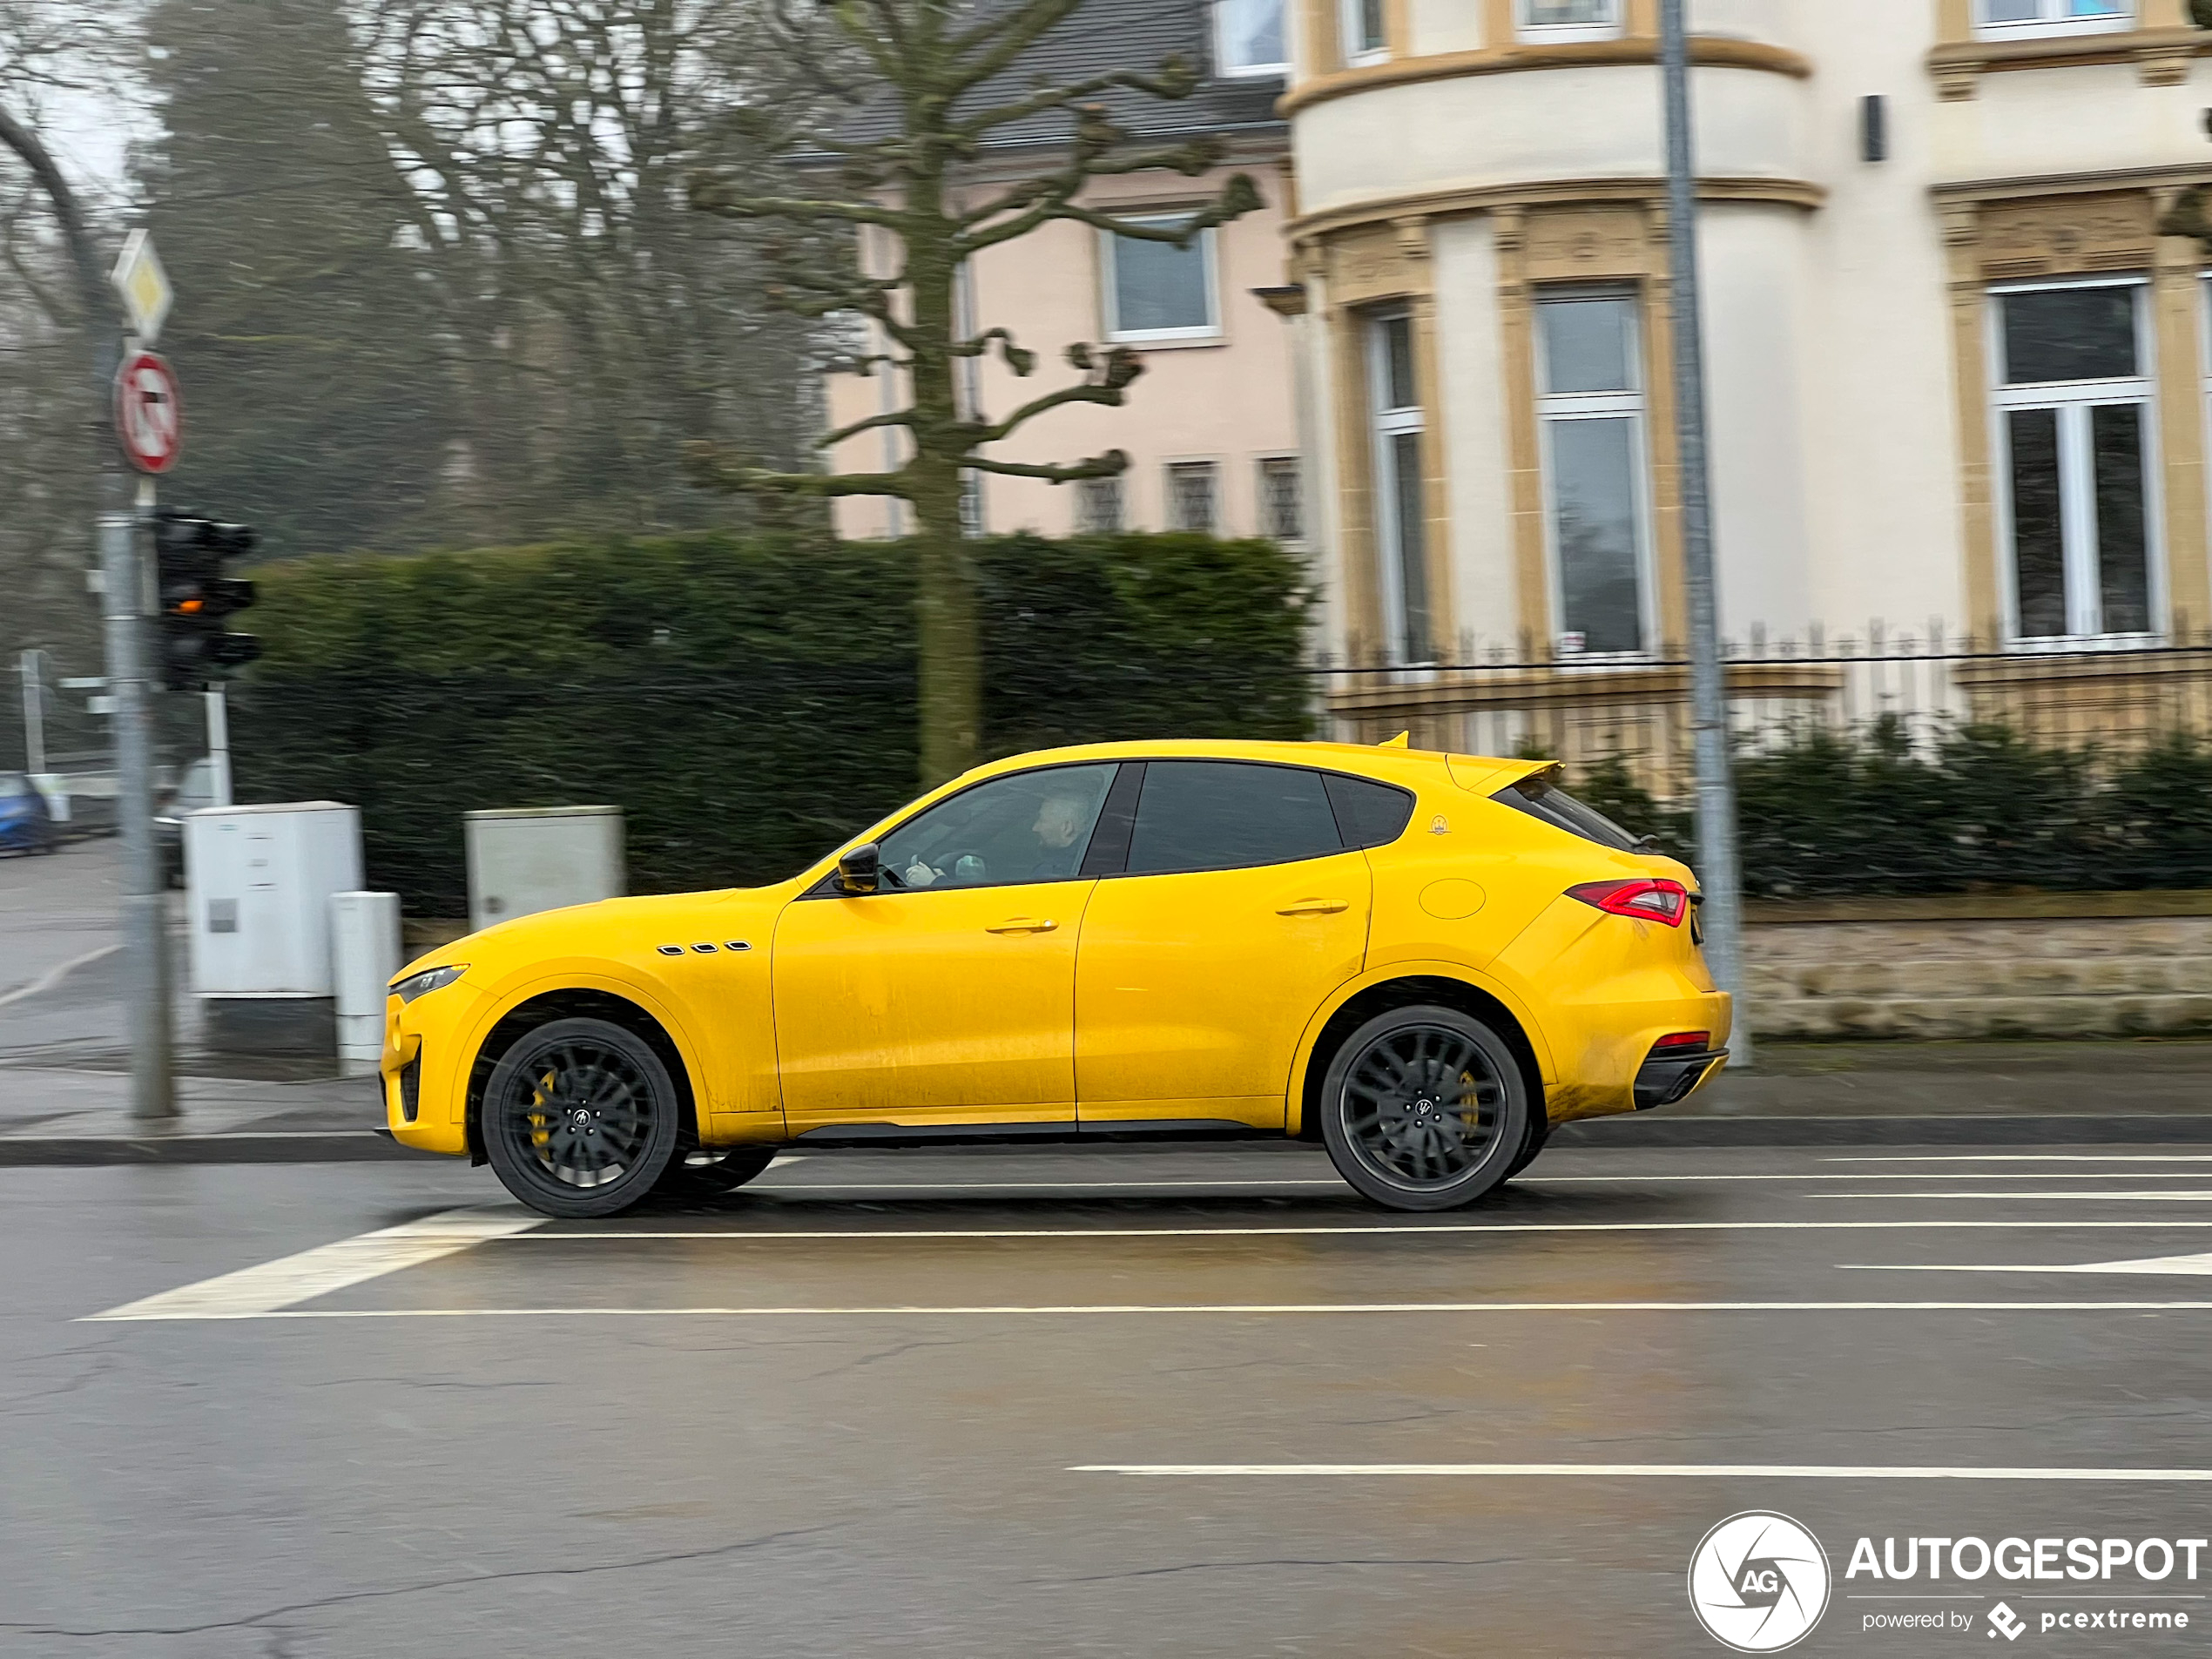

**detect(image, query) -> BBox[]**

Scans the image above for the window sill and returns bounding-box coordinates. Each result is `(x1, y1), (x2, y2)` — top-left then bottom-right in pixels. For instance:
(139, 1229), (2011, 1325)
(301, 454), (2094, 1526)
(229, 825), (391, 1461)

(1927, 24), (2201, 99)
(1516, 24), (1626, 45)
(1105, 331), (1229, 351)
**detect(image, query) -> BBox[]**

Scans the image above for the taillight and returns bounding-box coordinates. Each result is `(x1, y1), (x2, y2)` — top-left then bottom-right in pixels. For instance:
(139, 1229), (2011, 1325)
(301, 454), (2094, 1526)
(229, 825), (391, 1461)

(1650, 1030), (1711, 1052)
(1566, 877), (1689, 927)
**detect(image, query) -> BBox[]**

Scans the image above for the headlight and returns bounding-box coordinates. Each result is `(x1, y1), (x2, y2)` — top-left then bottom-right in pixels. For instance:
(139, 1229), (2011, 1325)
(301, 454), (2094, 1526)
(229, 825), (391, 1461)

(391, 964), (468, 1003)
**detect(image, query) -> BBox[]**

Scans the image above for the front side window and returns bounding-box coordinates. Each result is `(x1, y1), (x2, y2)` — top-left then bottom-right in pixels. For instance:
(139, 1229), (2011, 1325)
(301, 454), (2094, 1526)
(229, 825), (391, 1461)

(1535, 287), (1651, 657)
(1520, 0), (1623, 41)
(1102, 215), (1217, 341)
(1976, 0), (2129, 39)
(1994, 281), (2155, 642)
(1366, 311), (1430, 664)
(875, 764), (1117, 890)
(1214, 0), (1286, 76)
(1124, 762), (1343, 875)
(1341, 0), (1386, 62)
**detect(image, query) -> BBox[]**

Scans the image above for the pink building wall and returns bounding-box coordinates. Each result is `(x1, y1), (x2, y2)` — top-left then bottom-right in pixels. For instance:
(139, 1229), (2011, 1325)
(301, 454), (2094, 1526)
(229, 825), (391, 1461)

(824, 157), (1299, 541)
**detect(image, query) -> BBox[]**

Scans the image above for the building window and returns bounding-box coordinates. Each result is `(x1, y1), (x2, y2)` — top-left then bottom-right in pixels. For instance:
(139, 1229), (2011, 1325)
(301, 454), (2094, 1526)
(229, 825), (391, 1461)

(1341, 0), (1386, 64)
(1366, 312), (1430, 664)
(1994, 280), (2155, 642)
(1077, 475), (1123, 535)
(1258, 455), (1303, 543)
(1167, 461), (1220, 533)
(1534, 287), (1652, 658)
(1214, 0), (1287, 76)
(1974, 0), (2129, 40)
(1102, 215), (1218, 342)
(1518, 0), (1624, 42)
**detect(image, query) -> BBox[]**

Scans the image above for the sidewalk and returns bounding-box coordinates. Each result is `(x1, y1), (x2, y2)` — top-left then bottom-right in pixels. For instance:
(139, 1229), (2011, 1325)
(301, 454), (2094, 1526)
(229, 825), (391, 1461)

(0, 1041), (2205, 1163)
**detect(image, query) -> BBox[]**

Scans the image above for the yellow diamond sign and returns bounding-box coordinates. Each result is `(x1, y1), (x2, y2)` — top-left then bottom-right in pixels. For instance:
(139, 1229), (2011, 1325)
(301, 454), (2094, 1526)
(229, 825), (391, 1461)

(111, 229), (172, 345)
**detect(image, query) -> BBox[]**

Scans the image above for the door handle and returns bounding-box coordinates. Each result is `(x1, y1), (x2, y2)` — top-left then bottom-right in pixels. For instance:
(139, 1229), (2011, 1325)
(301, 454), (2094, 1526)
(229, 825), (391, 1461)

(1277, 898), (1349, 916)
(985, 917), (1058, 934)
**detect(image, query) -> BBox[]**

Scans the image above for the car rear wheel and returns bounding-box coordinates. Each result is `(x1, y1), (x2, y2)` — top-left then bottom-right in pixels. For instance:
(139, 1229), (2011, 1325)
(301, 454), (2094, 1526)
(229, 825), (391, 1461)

(483, 1017), (683, 1218)
(657, 1144), (778, 1198)
(1319, 1005), (1529, 1212)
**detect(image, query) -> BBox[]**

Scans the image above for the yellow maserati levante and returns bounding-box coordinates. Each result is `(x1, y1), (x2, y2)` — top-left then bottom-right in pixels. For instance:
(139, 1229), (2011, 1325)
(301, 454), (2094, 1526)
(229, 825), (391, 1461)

(382, 738), (1730, 1217)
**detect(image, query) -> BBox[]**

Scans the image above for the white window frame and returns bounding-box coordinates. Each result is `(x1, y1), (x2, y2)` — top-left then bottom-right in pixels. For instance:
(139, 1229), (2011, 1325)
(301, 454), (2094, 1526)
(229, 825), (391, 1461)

(1516, 0), (1625, 44)
(1533, 286), (1657, 661)
(1099, 213), (1221, 344)
(1973, 0), (2131, 42)
(1988, 274), (2163, 648)
(1366, 310), (1431, 666)
(1340, 0), (1386, 65)
(1165, 458), (1223, 534)
(1213, 0), (1288, 77)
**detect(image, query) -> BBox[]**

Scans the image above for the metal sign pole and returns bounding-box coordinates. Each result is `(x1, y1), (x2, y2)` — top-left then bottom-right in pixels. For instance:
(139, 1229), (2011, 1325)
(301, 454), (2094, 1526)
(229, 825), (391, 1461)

(18, 650), (44, 777)
(103, 474), (174, 1116)
(1659, 0), (1752, 1066)
(205, 683), (232, 807)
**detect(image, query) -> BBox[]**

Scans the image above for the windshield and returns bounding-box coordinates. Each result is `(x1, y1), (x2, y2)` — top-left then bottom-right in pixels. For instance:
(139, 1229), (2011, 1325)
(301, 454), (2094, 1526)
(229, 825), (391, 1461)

(1491, 772), (1643, 853)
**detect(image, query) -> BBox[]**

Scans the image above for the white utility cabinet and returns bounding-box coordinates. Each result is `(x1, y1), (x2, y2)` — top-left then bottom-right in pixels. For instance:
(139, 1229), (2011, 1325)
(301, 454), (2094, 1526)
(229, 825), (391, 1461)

(330, 890), (402, 1074)
(186, 801), (364, 996)
(465, 806), (624, 933)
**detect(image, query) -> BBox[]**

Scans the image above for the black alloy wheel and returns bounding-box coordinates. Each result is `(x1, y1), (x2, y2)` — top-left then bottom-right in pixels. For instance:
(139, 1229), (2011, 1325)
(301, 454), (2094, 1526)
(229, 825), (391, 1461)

(483, 1016), (683, 1218)
(1319, 1004), (1529, 1212)
(657, 1143), (779, 1199)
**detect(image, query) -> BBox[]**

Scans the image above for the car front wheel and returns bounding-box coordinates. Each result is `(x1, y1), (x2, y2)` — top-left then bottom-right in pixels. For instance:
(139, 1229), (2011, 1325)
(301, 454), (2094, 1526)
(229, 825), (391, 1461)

(1319, 1004), (1529, 1212)
(483, 1016), (684, 1218)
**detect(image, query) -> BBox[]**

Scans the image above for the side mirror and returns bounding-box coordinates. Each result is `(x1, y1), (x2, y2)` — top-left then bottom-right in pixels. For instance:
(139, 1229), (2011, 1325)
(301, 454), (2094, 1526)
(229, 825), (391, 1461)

(836, 841), (880, 896)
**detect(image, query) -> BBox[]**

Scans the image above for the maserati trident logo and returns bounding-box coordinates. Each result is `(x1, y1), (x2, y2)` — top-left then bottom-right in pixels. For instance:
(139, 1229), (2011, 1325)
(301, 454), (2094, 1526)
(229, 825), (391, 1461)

(1688, 1511), (1832, 1652)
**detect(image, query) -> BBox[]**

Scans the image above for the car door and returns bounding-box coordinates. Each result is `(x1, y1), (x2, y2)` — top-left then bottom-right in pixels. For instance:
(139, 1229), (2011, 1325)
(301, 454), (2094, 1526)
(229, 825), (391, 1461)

(772, 762), (1120, 1130)
(1074, 760), (1379, 1130)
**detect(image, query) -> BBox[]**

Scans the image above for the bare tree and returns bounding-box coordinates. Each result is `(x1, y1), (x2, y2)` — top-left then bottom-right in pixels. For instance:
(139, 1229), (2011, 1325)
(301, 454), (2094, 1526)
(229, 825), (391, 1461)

(686, 0), (1260, 785)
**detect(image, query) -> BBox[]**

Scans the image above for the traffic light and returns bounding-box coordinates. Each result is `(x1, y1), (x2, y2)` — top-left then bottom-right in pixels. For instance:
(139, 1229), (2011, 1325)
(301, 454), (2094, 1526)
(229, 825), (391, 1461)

(153, 510), (260, 691)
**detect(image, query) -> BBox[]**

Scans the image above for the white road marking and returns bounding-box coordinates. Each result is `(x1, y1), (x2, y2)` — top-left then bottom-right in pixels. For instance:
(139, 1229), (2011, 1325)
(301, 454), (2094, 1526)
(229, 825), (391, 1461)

(756, 1179), (1348, 1191)
(1526, 1172), (2212, 1183)
(0, 941), (120, 1009)
(1069, 1463), (2212, 1481)
(83, 1206), (543, 1321)
(1851, 1251), (2212, 1277)
(1817, 1190), (2212, 1202)
(94, 1298), (2212, 1322)
(512, 1219), (2212, 1242)
(1832, 1155), (2212, 1164)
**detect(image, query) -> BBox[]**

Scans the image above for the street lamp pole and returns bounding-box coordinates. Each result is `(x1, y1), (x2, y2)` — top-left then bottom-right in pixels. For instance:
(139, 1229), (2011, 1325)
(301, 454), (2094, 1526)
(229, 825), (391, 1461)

(1658, 0), (1751, 1065)
(0, 105), (175, 1116)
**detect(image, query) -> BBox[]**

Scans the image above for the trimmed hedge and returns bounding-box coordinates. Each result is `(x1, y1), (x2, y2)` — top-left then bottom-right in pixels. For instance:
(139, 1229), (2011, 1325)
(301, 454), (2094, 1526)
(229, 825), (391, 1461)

(1564, 717), (2212, 898)
(232, 530), (1314, 912)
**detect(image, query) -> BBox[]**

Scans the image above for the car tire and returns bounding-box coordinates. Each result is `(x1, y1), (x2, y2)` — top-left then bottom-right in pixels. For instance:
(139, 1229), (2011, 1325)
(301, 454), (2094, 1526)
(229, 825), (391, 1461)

(482, 1016), (684, 1219)
(657, 1144), (778, 1199)
(1318, 1004), (1530, 1213)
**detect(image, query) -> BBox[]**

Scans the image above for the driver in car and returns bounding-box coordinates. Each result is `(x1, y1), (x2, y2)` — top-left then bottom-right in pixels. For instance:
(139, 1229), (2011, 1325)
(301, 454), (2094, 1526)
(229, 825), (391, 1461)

(900, 790), (1092, 887)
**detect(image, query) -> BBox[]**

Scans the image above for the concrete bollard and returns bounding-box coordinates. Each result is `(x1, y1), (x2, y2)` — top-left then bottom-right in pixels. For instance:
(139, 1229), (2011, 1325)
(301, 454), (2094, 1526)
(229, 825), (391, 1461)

(330, 891), (402, 1077)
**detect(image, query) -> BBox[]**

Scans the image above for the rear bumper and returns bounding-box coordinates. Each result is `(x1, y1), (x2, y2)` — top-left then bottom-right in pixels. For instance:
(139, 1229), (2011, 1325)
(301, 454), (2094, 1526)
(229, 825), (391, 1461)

(1632, 1047), (1729, 1110)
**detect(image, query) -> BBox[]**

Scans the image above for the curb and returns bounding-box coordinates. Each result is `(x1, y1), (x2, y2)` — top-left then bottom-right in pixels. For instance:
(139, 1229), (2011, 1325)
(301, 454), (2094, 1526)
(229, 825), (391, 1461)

(1550, 1114), (2212, 1149)
(1, 1114), (2209, 1163)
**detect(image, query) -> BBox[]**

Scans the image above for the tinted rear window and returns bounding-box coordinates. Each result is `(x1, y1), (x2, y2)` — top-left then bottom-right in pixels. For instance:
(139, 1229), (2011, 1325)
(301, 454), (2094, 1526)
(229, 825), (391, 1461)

(1125, 761), (1342, 875)
(1492, 772), (1642, 852)
(1323, 773), (1415, 849)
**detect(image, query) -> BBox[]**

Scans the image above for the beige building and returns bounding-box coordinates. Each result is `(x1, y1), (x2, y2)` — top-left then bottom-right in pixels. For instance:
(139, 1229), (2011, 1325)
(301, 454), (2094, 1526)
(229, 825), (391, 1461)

(1281, 0), (2212, 752)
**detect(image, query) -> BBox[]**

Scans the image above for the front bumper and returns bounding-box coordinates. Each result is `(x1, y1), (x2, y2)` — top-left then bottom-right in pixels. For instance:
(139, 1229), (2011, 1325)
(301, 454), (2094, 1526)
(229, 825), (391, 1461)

(1633, 1046), (1729, 1110)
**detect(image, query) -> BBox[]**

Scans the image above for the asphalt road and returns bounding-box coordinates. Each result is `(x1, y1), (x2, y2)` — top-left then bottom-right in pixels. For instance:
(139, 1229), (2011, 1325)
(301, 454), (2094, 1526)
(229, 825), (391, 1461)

(9, 1143), (2212, 1656)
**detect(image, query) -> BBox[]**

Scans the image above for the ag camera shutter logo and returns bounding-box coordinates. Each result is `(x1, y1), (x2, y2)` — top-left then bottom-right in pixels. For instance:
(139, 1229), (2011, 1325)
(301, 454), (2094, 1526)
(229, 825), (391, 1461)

(1688, 1511), (1832, 1652)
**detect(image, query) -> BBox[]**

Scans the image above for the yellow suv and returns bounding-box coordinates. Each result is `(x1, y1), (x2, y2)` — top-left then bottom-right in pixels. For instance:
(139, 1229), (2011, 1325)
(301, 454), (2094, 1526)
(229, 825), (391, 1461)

(383, 739), (1729, 1217)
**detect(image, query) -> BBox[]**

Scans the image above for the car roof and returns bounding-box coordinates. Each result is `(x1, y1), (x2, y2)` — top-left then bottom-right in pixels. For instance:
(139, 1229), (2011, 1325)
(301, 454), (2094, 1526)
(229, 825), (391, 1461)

(961, 738), (1553, 793)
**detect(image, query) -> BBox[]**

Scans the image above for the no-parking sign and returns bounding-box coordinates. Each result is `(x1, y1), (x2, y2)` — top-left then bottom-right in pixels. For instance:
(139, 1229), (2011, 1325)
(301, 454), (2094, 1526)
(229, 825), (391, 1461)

(114, 350), (183, 475)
